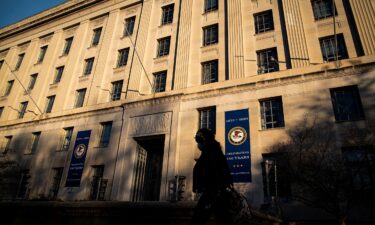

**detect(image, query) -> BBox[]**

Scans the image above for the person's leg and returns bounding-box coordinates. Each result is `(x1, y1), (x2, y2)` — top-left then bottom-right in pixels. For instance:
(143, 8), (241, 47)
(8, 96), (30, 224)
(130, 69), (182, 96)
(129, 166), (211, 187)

(213, 192), (233, 225)
(190, 194), (213, 225)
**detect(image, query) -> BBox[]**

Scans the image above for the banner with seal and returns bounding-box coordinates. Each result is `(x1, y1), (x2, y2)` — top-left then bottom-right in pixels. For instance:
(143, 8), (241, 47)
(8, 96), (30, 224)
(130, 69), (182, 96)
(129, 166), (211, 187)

(225, 109), (251, 183)
(65, 130), (91, 187)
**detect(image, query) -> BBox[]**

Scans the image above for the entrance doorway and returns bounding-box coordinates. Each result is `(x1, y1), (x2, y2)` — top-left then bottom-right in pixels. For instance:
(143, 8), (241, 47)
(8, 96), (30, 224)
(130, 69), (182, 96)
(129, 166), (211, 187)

(131, 135), (165, 201)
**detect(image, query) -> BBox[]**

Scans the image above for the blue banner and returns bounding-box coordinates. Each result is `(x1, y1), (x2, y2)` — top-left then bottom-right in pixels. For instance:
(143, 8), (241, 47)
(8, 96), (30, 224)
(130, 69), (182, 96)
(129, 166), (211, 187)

(225, 109), (251, 183)
(65, 130), (91, 187)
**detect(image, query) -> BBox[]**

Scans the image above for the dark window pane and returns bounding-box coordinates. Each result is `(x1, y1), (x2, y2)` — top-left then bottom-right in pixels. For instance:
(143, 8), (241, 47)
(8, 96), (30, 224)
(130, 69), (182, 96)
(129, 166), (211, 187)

(257, 48), (279, 74)
(92, 27), (102, 46)
(205, 0), (218, 12)
(124, 16), (136, 36)
(260, 97), (284, 129)
(157, 37), (171, 57)
(254, 10), (274, 34)
(330, 85), (364, 121)
(203, 24), (218, 46)
(161, 4), (174, 25)
(99, 122), (112, 147)
(63, 37), (73, 55)
(117, 48), (129, 67)
(153, 71), (167, 93)
(320, 34), (348, 62)
(202, 60), (218, 84)
(199, 107), (216, 134)
(111, 80), (123, 101)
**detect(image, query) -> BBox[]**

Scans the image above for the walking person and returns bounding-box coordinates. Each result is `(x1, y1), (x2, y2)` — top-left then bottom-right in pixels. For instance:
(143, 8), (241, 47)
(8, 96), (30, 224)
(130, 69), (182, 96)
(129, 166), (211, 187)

(191, 128), (233, 225)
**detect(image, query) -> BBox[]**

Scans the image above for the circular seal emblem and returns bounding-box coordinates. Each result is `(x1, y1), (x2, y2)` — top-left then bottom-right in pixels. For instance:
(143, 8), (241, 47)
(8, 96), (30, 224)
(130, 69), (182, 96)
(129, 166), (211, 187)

(228, 126), (247, 145)
(74, 144), (86, 159)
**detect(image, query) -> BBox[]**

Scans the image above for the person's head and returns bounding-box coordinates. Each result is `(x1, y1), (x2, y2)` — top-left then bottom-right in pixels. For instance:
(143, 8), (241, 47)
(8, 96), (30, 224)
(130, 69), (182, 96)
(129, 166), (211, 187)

(195, 128), (215, 145)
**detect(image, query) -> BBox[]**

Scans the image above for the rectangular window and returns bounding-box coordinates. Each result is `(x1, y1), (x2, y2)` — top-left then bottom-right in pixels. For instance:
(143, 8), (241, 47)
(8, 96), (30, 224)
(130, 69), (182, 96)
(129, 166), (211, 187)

(27, 132), (41, 154)
(153, 71), (167, 93)
(61, 127), (74, 151)
(257, 48), (279, 74)
(124, 16), (136, 36)
(320, 34), (348, 62)
(37, 46), (48, 63)
(330, 85), (364, 122)
(161, 4), (174, 25)
(261, 153), (291, 200)
(90, 165), (106, 200)
(342, 147), (375, 191)
(254, 10), (274, 34)
(27, 74), (38, 92)
(83, 57), (94, 75)
(157, 36), (171, 57)
(99, 122), (112, 148)
(53, 66), (64, 84)
(3, 80), (14, 96)
(117, 48), (130, 67)
(18, 101), (28, 119)
(0, 60), (3, 69)
(14, 53), (25, 70)
(50, 167), (64, 199)
(202, 60), (218, 84)
(111, 80), (123, 101)
(17, 170), (30, 199)
(91, 27), (102, 46)
(311, 0), (336, 20)
(0, 107), (4, 118)
(199, 107), (216, 134)
(260, 97), (285, 129)
(74, 88), (86, 108)
(205, 0), (218, 12)
(203, 24), (218, 46)
(45, 95), (56, 113)
(0, 136), (12, 154)
(62, 37), (73, 55)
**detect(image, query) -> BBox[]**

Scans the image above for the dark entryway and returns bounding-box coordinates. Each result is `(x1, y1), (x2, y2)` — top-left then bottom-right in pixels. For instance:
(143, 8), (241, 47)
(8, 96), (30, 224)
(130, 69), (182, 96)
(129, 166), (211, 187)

(131, 135), (165, 201)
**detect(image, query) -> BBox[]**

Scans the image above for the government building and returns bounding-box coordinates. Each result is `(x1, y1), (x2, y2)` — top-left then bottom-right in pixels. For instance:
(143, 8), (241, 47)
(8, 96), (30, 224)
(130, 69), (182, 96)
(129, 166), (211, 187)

(0, 0), (374, 224)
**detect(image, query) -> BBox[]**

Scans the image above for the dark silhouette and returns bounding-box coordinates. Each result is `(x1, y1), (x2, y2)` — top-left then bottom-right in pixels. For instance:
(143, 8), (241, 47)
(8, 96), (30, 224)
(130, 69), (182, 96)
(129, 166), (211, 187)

(191, 128), (233, 225)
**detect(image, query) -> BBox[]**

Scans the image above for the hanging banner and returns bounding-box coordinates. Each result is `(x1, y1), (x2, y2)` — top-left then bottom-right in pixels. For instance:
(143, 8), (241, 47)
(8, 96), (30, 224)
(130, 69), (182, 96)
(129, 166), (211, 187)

(225, 109), (252, 183)
(65, 130), (91, 187)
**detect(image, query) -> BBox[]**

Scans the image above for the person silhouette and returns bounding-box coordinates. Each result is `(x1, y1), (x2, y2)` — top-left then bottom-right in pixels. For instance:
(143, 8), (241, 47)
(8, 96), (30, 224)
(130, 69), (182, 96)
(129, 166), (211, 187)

(191, 128), (233, 225)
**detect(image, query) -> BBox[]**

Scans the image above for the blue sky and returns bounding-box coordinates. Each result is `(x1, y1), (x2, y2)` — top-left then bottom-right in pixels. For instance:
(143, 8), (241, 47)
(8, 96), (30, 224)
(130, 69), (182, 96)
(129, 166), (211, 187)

(0, 0), (66, 28)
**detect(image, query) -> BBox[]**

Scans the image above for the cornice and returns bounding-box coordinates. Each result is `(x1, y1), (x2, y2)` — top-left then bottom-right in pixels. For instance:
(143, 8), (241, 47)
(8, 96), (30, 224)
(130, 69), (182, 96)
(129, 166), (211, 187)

(0, 0), (105, 41)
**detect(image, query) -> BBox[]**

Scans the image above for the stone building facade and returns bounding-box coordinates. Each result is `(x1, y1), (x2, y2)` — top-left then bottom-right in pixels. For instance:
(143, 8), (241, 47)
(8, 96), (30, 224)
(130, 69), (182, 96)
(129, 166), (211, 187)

(0, 0), (374, 213)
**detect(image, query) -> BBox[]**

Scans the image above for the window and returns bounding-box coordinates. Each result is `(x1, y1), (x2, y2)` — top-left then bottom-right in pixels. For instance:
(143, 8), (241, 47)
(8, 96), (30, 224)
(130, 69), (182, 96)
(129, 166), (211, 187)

(18, 101), (28, 119)
(61, 127), (74, 151)
(90, 165), (106, 200)
(153, 71), (167, 93)
(14, 53), (25, 70)
(199, 107), (216, 133)
(91, 27), (102, 46)
(74, 88), (86, 108)
(0, 60), (3, 69)
(117, 48), (129, 67)
(342, 147), (375, 191)
(257, 48), (279, 74)
(99, 122), (112, 148)
(37, 46), (48, 63)
(203, 24), (218, 46)
(157, 36), (171, 57)
(0, 136), (12, 154)
(311, 0), (336, 20)
(27, 132), (41, 154)
(254, 10), (274, 34)
(3, 80), (14, 96)
(205, 0), (218, 12)
(330, 85), (364, 122)
(261, 153), (291, 200)
(62, 37), (73, 55)
(202, 60), (218, 84)
(124, 16), (136, 36)
(16, 170), (30, 199)
(161, 4), (174, 25)
(83, 57), (94, 75)
(53, 66), (64, 84)
(50, 168), (64, 199)
(320, 34), (348, 62)
(260, 97), (285, 129)
(45, 95), (55, 113)
(27, 74), (38, 92)
(0, 107), (4, 118)
(111, 80), (123, 101)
